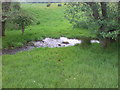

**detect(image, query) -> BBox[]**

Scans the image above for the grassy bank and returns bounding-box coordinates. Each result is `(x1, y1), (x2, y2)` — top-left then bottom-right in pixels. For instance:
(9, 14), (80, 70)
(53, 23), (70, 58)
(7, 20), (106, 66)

(3, 44), (118, 88)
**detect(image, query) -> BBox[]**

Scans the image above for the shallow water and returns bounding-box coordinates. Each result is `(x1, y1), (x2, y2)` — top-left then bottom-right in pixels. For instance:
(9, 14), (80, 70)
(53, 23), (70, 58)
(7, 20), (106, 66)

(1, 37), (100, 55)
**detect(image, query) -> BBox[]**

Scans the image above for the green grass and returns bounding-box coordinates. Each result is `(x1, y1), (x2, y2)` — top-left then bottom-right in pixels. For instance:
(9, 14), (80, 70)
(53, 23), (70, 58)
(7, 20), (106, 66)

(3, 44), (118, 88)
(3, 3), (95, 49)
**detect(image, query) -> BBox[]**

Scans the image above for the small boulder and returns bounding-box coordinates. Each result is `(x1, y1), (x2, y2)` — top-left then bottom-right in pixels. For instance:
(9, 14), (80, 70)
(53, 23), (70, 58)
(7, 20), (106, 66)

(58, 4), (62, 7)
(62, 42), (69, 44)
(58, 44), (61, 46)
(47, 4), (51, 7)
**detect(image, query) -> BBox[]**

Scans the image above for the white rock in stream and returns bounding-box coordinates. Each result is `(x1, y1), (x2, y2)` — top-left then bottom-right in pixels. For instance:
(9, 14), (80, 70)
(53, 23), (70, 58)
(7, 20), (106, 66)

(91, 40), (100, 43)
(60, 37), (81, 46)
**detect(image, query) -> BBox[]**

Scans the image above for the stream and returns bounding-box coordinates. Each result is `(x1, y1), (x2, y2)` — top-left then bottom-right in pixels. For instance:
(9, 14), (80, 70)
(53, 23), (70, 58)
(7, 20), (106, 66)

(1, 37), (100, 55)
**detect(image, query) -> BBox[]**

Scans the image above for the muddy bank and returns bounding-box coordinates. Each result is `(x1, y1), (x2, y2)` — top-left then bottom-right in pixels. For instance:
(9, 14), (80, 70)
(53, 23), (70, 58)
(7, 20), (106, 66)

(1, 46), (34, 55)
(1, 37), (100, 55)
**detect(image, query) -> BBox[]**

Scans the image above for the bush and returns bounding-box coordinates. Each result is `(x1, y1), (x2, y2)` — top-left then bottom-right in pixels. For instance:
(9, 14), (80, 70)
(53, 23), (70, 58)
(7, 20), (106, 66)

(65, 2), (120, 40)
(64, 3), (67, 5)
(36, 21), (40, 25)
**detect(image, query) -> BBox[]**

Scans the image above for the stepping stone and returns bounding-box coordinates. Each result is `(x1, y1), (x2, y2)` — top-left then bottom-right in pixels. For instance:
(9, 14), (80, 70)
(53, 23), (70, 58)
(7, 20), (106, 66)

(62, 42), (69, 44)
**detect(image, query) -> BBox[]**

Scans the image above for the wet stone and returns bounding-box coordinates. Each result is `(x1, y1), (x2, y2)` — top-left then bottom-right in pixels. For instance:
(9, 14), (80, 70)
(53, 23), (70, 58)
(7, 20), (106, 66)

(58, 44), (61, 46)
(62, 42), (69, 44)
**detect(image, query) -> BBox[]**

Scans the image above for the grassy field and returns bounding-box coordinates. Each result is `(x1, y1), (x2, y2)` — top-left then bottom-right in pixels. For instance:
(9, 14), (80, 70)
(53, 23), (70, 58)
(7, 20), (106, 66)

(3, 44), (118, 88)
(2, 3), (118, 88)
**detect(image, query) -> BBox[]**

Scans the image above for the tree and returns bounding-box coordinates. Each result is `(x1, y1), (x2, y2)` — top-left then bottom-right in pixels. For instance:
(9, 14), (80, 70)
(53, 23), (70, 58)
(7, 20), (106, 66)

(0, 1), (2, 36)
(65, 2), (120, 47)
(118, 1), (120, 26)
(12, 2), (21, 11)
(1, 2), (11, 36)
(1, 1), (21, 36)
(12, 11), (34, 35)
(87, 2), (108, 47)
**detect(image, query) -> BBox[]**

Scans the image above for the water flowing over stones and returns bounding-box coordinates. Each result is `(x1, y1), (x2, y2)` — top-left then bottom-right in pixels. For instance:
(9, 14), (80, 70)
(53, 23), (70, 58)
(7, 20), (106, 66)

(1, 37), (100, 55)
(32, 37), (82, 48)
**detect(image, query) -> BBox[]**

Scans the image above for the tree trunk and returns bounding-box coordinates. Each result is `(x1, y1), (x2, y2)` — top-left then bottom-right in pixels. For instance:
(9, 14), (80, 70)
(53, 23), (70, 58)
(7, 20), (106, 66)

(86, 2), (109, 47)
(21, 24), (25, 35)
(99, 2), (107, 32)
(0, 22), (2, 37)
(118, 1), (120, 36)
(1, 16), (7, 36)
(99, 2), (108, 47)
(2, 21), (6, 36)
(118, 1), (120, 25)
(118, 2), (120, 44)
(100, 2), (107, 19)
(86, 2), (100, 20)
